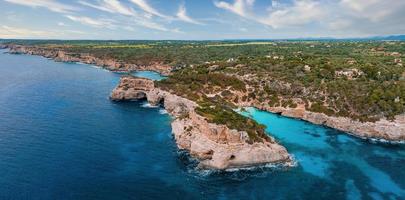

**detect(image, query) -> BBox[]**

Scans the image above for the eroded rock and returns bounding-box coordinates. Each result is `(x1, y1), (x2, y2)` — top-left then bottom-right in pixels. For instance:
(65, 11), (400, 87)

(111, 76), (292, 170)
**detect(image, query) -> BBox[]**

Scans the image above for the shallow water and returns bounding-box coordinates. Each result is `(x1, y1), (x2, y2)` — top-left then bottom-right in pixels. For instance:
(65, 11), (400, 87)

(0, 49), (404, 200)
(238, 107), (405, 199)
(132, 71), (166, 81)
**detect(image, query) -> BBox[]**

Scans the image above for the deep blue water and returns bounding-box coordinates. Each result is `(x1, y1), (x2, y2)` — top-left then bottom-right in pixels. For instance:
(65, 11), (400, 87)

(0, 49), (404, 200)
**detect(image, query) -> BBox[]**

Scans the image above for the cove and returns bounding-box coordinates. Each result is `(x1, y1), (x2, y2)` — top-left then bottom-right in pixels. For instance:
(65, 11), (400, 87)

(0, 49), (404, 200)
(132, 70), (166, 81)
(238, 107), (405, 199)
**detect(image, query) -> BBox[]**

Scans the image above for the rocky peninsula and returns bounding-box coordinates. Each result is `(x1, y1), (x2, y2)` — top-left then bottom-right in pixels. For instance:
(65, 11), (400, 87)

(110, 76), (292, 170)
(6, 44), (172, 75)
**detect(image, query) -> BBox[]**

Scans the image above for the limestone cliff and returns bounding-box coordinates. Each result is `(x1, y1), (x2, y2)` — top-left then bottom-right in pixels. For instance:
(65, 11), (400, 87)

(111, 76), (292, 170)
(7, 45), (172, 75)
(237, 101), (405, 143)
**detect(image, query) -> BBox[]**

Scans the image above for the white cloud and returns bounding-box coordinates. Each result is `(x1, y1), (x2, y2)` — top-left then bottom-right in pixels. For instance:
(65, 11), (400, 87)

(340, 0), (405, 22)
(57, 22), (67, 26)
(78, 0), (137, 16)
(4, 0), (78, 13)
(214, 0), (405, 36)
(215, 0), (324, 28)
(214, 0), (254, 18)
(65, 15), (115, 29)
(129, 0), (169, 19)
(328, 19), (352, 30)
(260, 0), (325, 28)
(0, 25), (52, 38)
(176, 4), (204, 25)
(0, 25), (85, 39)
(136, 20), (168, 32)
(239, 27), (247, 32)
(78, 0), (182, 32)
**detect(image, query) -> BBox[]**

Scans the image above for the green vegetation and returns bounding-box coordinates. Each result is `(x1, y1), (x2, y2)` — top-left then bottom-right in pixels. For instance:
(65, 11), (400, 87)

(195, 100), (270, 143)
(4, 39), (405, 125)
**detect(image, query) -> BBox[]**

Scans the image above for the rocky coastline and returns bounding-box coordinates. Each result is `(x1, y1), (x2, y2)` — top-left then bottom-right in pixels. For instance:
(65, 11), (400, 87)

(5, 44), (403, 143)
(110, 76), (292, 170)
(238, 102), (405, 143)
(6, 44), (172, 76)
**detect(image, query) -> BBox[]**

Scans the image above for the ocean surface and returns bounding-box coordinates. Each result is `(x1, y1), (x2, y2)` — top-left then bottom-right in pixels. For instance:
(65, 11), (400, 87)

(0, 49), (404, 200)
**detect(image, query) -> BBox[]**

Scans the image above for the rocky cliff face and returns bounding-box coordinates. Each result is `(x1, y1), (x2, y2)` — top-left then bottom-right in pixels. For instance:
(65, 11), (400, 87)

(111, 76), (292, 170)
(240, 102), (405, 143)
(7, 45), (172, 75)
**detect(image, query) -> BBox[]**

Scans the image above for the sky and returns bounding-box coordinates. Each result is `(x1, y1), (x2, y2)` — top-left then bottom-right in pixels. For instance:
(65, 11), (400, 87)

(0, 0), (405, 40)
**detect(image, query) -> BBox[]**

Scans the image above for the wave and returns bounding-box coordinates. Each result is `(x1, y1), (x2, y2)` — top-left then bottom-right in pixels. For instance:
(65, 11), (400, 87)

(159, 109), (168, 114)
(177, 150), (297, 181)
(141, 102), (159, 108)
(368, 137), (405, 145)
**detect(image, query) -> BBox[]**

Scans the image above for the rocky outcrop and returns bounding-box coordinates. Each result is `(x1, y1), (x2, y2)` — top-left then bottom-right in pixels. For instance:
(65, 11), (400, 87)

(111, 76), (292, 170)
(247, 103), (405, 143)
(7, 45), (172, 75)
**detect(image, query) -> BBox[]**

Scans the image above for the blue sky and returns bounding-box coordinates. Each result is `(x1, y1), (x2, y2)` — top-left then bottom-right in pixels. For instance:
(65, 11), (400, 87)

(1, 0), (405, 40)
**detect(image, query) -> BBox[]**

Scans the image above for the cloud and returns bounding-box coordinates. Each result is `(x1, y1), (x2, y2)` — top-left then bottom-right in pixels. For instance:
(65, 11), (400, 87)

(0, 25), (52, 38)
(0, 25), (85, 39)
(78, 0), (185, 32)
(214, 0), (405, 36)
(136, 20), (169, 31)
(57, 22), (68, 26)
(214, 0), (254, 18)
(78, 0), (137, 16)
(176, 4), (204, 25)
(340, 0), (405, 22)
(260, 0), (325, 28)
(3, 0), (78, 13)
(215, 0), (324, 28)
(129, 0), (169, 19)
(65, 15), (115, 29)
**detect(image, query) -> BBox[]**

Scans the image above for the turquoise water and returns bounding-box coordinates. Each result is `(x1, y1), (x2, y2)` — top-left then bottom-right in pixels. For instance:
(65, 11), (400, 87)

(239, 107), (405, 199)
(132, 71), (166, 80)
(0, 49), (404, 199)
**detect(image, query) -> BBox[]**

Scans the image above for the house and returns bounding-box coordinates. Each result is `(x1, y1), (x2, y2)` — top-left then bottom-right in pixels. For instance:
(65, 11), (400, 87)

(304, 65), (311, 72)
(391, 52), (401, 56)
(226, 58), (235, 63)
(335, 68), (364, 80)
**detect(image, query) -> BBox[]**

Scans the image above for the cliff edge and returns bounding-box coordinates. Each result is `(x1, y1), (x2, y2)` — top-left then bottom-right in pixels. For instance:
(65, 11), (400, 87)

(111, 76), (292, 170)
(7, 45), (172, 76)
